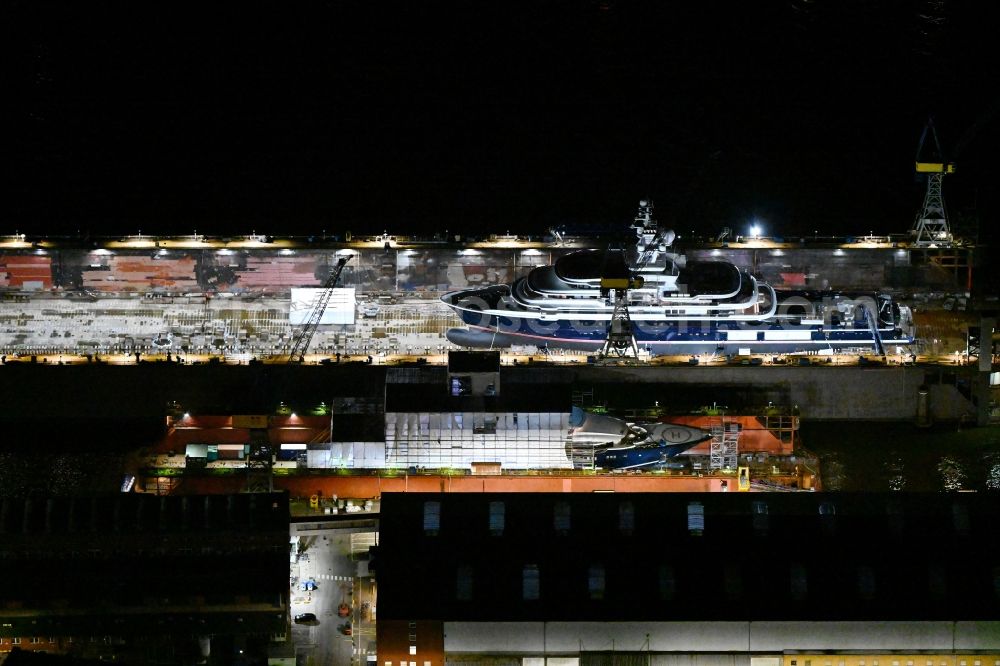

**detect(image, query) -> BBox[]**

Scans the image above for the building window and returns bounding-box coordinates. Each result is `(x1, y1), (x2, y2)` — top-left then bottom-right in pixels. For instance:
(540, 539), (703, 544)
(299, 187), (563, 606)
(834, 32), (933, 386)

(618, 501), (635, 535)
(856, 565), (876, 600)
(488, 501), (505, 536)
(12, 639), (20, 645)
(456, 565), (474, 601)
(658, 564), (676, 601)
(409, 646), (417, 656)
(31, 637), (40, 644)
(790, 563), (808, 601)
(687, 501), (705, 535)
(554, 501), (570, 534)
(523, 564), (540, 600)
(423, 501), (440, 535)
(588, 564), (606, 600)
(48, 637), (56, 644)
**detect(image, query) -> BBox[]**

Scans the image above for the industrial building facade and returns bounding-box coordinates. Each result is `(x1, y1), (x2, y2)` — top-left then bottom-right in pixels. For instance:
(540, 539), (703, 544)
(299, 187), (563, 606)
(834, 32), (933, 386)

(0, 492), (290, 664)
(375, 492), (1000, 666)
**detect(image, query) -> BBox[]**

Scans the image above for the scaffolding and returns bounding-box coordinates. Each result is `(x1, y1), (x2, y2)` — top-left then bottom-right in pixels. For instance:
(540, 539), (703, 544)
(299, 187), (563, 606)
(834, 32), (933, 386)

(709, 416), (740, 471)
(567, 433), (597, 470)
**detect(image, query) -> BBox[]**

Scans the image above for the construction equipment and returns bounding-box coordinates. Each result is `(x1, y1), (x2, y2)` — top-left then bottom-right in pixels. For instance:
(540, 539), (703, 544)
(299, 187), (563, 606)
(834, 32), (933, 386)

(911, 118), (956, 246)
(599, 249), (643, 358)
(598, 200), (670, 359)
(284, 256), (351, 362)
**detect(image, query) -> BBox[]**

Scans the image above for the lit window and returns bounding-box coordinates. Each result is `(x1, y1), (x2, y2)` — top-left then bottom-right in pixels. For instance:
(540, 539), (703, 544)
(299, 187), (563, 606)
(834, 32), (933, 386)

(423, 501), (440, 535)
(488, 501), (504, 535)
(12, 638), (20, 645)
(409, 646), (417, 656)
(31, 637), (40, 644)
(687, 501), (705, 535)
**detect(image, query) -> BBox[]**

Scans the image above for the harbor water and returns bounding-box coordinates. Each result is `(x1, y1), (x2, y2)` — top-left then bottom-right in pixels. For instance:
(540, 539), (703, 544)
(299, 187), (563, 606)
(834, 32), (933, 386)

(804, 421), (1000, 492)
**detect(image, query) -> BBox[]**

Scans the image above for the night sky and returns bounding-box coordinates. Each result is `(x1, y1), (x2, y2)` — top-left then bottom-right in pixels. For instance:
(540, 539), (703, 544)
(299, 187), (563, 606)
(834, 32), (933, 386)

(3, 1), (999, 241)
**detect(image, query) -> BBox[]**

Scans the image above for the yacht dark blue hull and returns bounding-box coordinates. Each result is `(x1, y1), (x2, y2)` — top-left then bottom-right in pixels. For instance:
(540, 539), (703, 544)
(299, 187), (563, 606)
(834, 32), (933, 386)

(446, 308), (913, 355)
(595, 436), (711, 470)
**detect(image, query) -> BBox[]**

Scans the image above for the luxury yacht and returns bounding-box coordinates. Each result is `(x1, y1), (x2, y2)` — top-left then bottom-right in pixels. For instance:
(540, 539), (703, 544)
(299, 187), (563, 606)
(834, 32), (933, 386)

(443, 201), (914, 355)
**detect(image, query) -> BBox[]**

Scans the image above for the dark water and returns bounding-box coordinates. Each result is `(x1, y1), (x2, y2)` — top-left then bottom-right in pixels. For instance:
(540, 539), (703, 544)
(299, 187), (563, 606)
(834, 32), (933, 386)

(803, 421), (1000, 492)
(0, 451), (127, 497)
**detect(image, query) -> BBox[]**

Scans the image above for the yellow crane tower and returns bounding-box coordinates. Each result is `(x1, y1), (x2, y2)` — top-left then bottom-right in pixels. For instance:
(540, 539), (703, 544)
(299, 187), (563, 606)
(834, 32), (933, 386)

(911, 118), (956, 246)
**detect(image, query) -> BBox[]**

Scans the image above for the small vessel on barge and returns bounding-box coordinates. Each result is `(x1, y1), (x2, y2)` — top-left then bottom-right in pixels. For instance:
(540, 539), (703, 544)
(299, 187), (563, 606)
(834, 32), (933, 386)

(569, 407), (712, 471)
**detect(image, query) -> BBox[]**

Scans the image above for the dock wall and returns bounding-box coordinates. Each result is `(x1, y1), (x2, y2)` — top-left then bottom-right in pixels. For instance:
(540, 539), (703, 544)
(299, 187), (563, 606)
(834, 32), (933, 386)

(505, 365), (978, 422)
(0, 363), (979, 434)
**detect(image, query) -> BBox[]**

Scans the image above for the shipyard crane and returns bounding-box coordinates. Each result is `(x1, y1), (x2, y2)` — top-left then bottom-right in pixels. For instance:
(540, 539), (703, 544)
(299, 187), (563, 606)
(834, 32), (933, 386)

(284, 255), (351, 363)
(244, 255), (352, 492)
(599, 207), (657, 360)
(911, 118), (956, 246)
(598, 248), (643, 358)
(598, 200), (671, 359)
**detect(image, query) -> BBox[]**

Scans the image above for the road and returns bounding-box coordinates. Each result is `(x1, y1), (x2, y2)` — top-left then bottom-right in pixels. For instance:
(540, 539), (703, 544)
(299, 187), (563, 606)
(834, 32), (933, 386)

(290, 526), (377, 666)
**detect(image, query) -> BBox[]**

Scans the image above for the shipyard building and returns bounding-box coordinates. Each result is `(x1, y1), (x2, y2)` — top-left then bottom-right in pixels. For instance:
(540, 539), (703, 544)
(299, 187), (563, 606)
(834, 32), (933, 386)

(376, 492), (1000, 666)
(0, 492), (289, 664)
